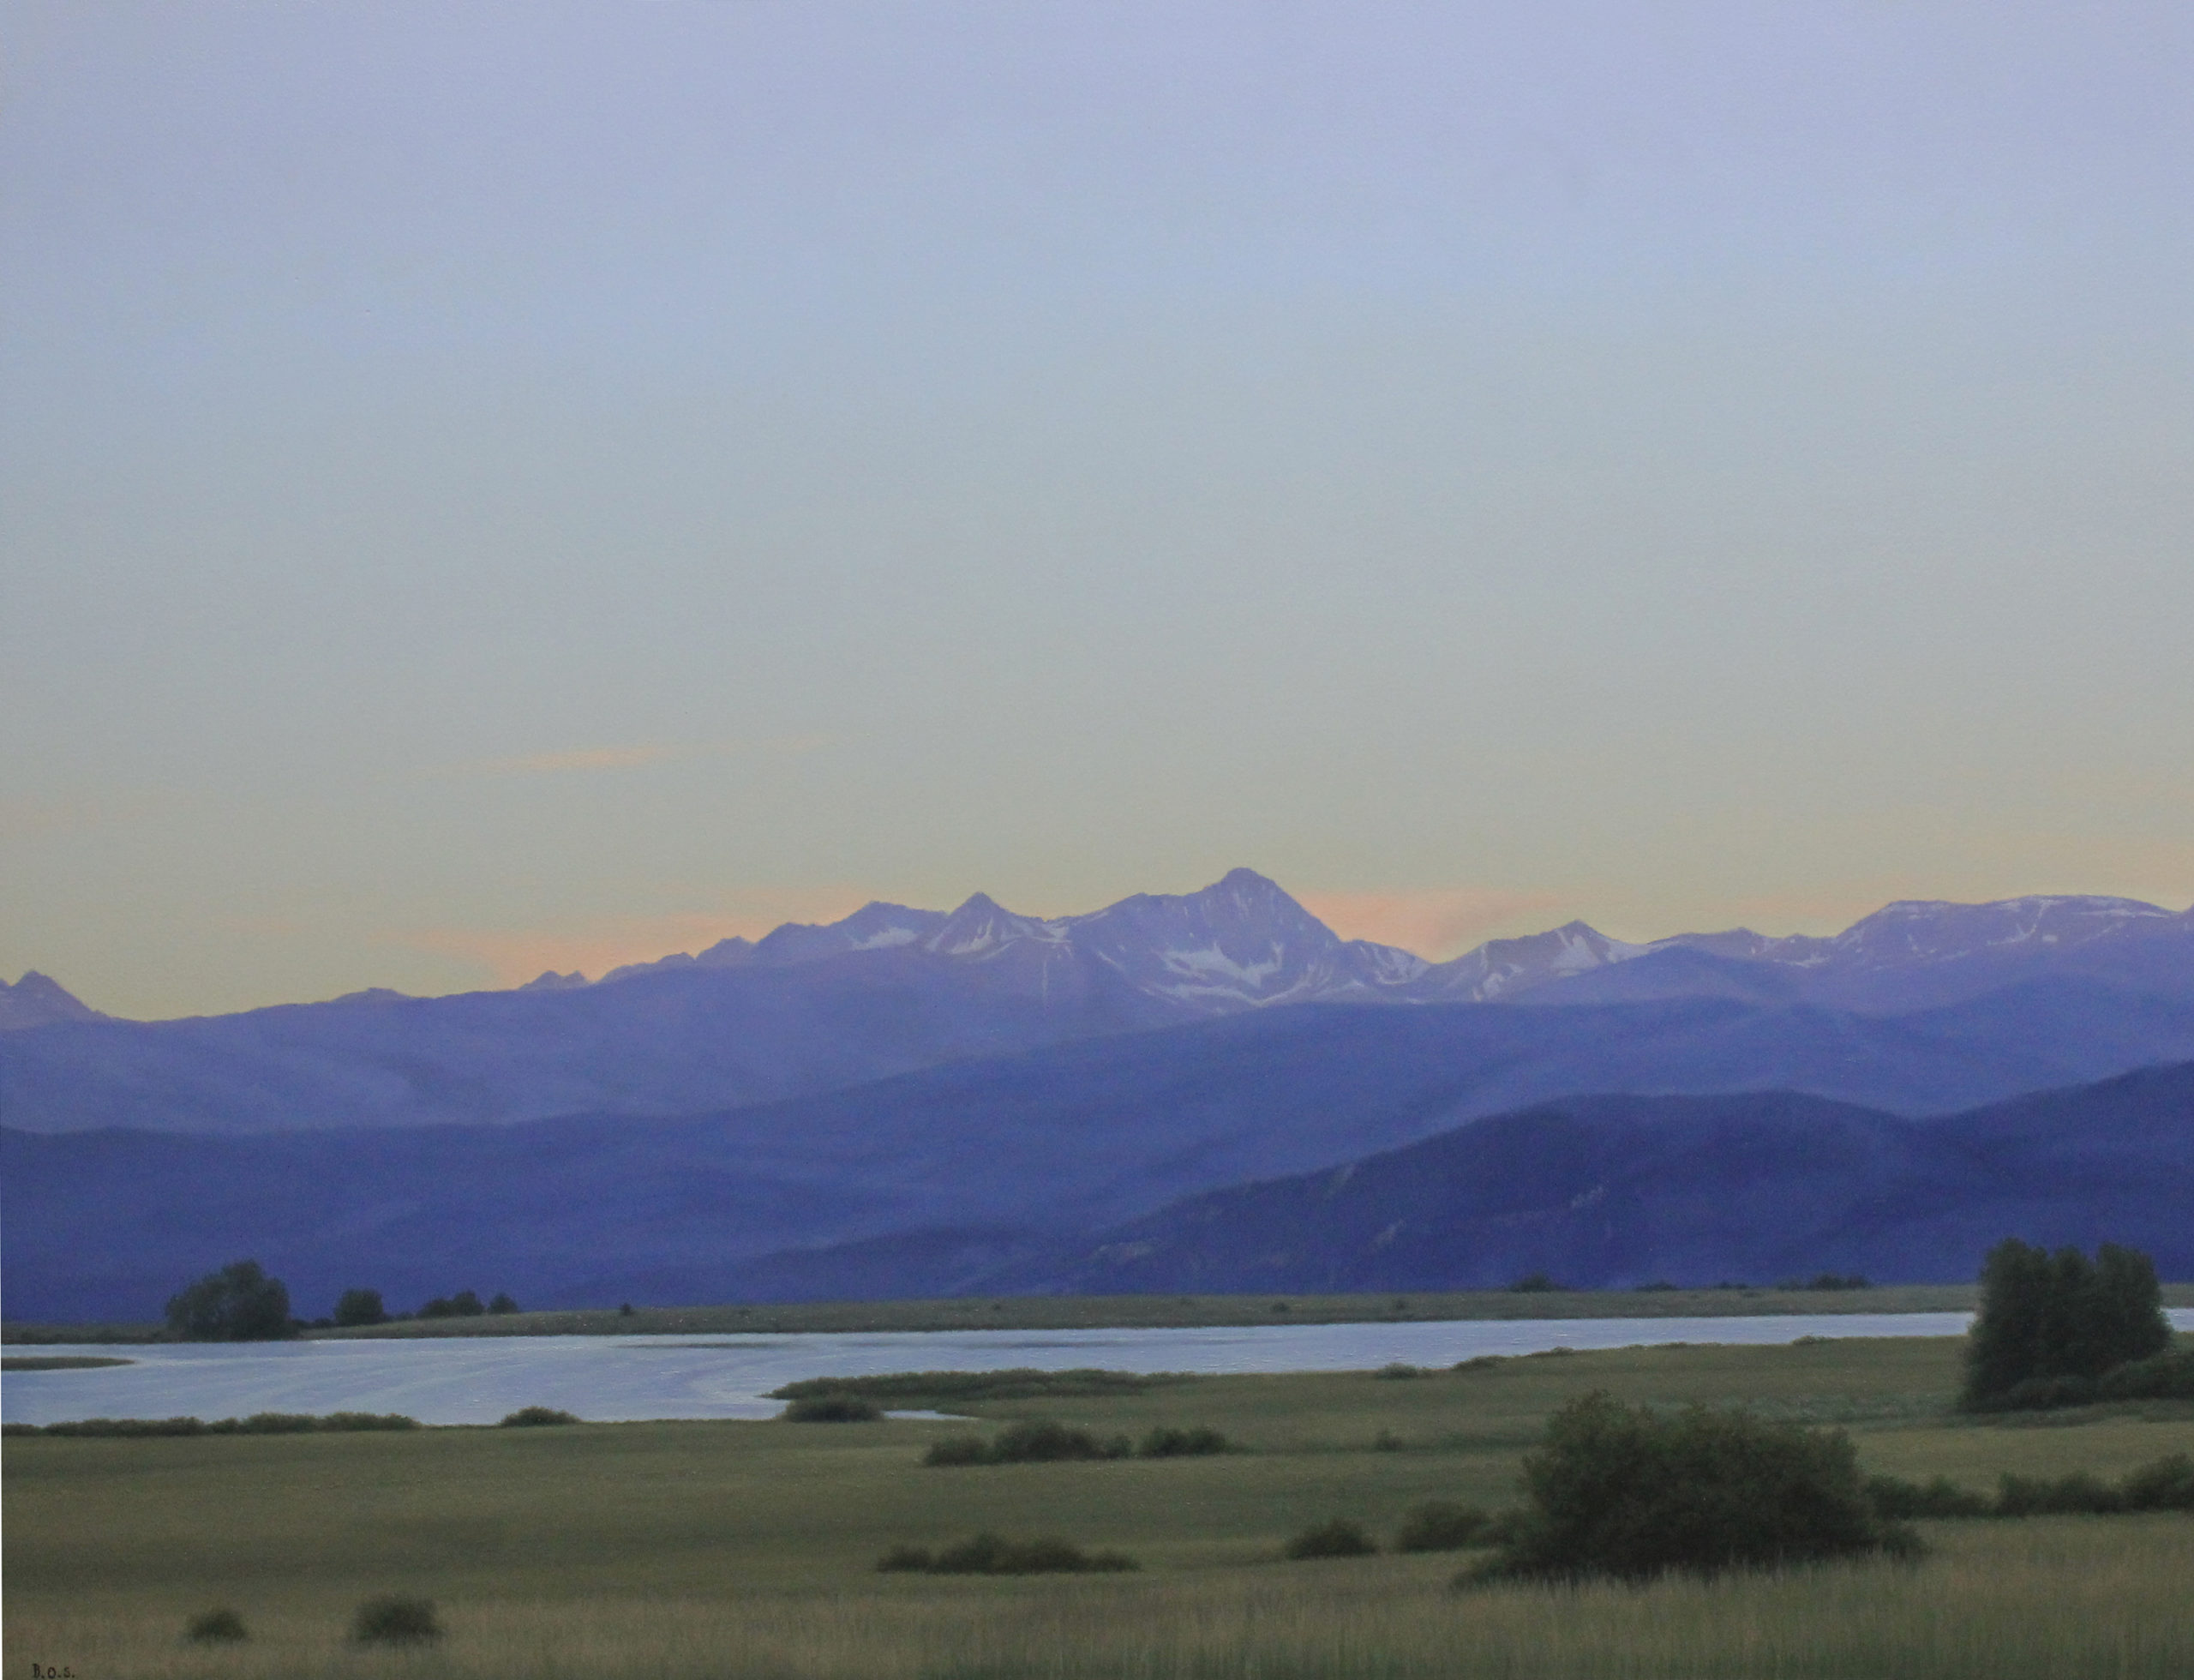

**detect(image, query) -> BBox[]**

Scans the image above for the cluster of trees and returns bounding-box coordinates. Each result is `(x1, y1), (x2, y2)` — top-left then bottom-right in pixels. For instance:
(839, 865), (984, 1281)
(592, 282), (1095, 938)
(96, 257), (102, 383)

(333, 1287), (519, 1326)
(163, 1262), (519, 1340)
(165, 1261), (295, 1341)
(1962, 1239), (2174, 1410)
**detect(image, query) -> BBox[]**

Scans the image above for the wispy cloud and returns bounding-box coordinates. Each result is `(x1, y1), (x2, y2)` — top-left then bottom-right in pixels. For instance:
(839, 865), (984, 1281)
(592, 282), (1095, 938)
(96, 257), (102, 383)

(1297, 888), (1568, 960)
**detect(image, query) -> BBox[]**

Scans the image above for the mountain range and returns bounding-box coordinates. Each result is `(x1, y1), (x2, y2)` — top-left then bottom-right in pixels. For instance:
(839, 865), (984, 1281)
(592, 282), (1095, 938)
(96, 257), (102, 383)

(5, 870), (2192, 1322)
(7, 1056), (2189, 1321)
(6, 871), (2191, 1135)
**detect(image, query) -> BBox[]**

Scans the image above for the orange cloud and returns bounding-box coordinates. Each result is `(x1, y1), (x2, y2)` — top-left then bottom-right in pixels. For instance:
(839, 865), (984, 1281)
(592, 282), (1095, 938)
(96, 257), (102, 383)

(1296, 888), (1569, 959)
(387, 890), (871, 987)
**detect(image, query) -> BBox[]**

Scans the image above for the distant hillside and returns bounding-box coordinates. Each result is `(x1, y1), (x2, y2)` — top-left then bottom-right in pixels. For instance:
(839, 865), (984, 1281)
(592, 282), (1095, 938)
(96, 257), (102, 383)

(5, 873), (2191, 1136)
(8, 986), (2192, 1321)
(1001, 1063), (2194, 1296)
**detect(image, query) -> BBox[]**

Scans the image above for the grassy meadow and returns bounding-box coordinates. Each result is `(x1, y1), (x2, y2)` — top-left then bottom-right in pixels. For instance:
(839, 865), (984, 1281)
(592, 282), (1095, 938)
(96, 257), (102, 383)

(7, 1334), (2193, 1677)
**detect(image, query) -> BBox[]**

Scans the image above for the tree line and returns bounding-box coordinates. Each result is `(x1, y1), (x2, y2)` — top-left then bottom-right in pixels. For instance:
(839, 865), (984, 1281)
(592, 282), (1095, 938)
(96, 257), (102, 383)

(163, 1261), (521, 1340)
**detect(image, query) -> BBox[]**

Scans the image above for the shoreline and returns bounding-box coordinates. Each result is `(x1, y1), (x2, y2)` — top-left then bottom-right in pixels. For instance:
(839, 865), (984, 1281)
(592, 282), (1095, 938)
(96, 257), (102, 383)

(12, 1283), (2188, 1345)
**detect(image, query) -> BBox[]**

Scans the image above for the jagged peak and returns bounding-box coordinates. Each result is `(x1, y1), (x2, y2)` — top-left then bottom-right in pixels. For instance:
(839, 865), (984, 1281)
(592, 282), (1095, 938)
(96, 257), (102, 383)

(0, 970), (110, 1030)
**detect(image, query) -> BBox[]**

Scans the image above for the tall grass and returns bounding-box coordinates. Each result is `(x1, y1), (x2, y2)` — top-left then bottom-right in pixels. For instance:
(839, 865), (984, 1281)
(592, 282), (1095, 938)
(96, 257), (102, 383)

(9, 1520), (2191, 1679)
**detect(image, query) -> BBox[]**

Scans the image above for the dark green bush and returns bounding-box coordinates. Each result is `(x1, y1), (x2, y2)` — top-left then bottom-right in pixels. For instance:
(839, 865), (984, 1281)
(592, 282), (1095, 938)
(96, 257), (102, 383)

(9, 1412), (419, 1438)
(1476, 1391), (1919, 1582)
(185, 1607), (249, 1643)
(1866, 1473), (1992, 1520)
(884, 1533), (1137, 1575)
(2122, 1452), (2194, 1512)
(924, 1419), (1130, 1465)
(30, 1416), (209, 1437)
(1996, 1471), (2123, 1517)
(1137, 1425), (1229, 1457)
(214, 1413), (323, 1434)
(1374, 1362), (1427, 1380)
(2096, 1347), (2194, 1401)
(320, 1412), (421, 1431)
(489, 1292), (519, 1315)
(1285, 1517), (1377, 1559)
(419, 1290), (485, 1319)
(333, 1287), (387, 1328)
(783, 1394), (882, 1422)
(1393, 1501), (1490, 1552)
(1962, 1240), (2171, 1410)
(165, 1260), (296, 1341)
(1508, 1273), (1562, 1293)
(352, 1596), (441, 1644)
(922, 1435), (992, 1466)
(498, 1406), (580, 1427)
(1780, 1273), (1870, 1291)
(1867, 1455), (2194, 1521)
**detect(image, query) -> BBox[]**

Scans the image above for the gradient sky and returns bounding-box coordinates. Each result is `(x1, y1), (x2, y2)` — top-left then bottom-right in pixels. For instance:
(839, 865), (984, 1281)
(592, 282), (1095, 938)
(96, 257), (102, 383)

(4, 2), (2191, 1019)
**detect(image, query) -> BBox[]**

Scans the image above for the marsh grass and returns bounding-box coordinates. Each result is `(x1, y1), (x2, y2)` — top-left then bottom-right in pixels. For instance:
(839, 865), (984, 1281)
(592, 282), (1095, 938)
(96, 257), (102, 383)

(12, 1522), (2194, 1678)
(10, 1335), (2194, 1677)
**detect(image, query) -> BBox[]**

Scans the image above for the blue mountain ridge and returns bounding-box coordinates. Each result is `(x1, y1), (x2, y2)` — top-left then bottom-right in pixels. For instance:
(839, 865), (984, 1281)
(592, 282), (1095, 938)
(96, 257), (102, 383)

(998, 1062), (2194, 1297)
(7, 977), (2191, 1321)
(6, 872), (2190, 1137)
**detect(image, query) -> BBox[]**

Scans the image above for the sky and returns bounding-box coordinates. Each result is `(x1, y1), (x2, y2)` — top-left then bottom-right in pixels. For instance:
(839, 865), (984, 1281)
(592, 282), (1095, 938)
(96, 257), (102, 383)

(3, 1), (2191, 1019)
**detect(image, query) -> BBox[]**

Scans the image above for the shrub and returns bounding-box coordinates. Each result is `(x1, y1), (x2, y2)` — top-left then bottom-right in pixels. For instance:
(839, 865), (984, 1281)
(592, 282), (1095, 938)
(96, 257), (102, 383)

(1374, 1362), (1427, 1380)
(498, 1406), (580, 1427)
(2122, 1452), (2194, 1512)
(989, 1419), (1127, 1462)
(889, 1533), (1137, 1575)
(1394, 1501), (1490, 1552)
(489, 1292), (519, 1315)
(1285, 1517), (1377, 1559)
(218, 1413), (322, 1434)
(1866, 1473), (1992, 1520)
(1996, 1471), (2123, 1517)
(419, 1290), (485, 1319)
(165, 1260), (296, 1341)
(185, 1607), (249, 1643)
(32, 1416), (210, 1437)
(2095, 1347), (2194, 1402)
(770, 1368), (1162, 1407)
(321, 1412), (421, 1431)
(1508, 1273), (1562, 1293)
(783, 1394), (882, 1422)
(1962, 1239), (2171, 1410)
(351, 1596), (441, 1645)
(8, 1413), (417, 1438)
(333, 1287), (387, 1328)
(1138, 1425), (1229, 1457)
(1783, 1273), (1870, 1291)
(922, 1435), (992, 1466)
(1478, 1390), (1919, 1582)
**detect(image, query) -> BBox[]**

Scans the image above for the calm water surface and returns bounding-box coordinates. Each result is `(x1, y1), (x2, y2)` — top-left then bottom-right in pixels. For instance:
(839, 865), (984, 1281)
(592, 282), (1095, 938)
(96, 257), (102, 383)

(9, 1311), (2137, 1425)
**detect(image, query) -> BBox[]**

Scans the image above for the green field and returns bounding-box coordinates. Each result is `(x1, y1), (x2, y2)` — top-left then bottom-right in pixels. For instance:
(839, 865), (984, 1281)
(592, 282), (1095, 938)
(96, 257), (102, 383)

(8, 1332), (2194, 1677)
